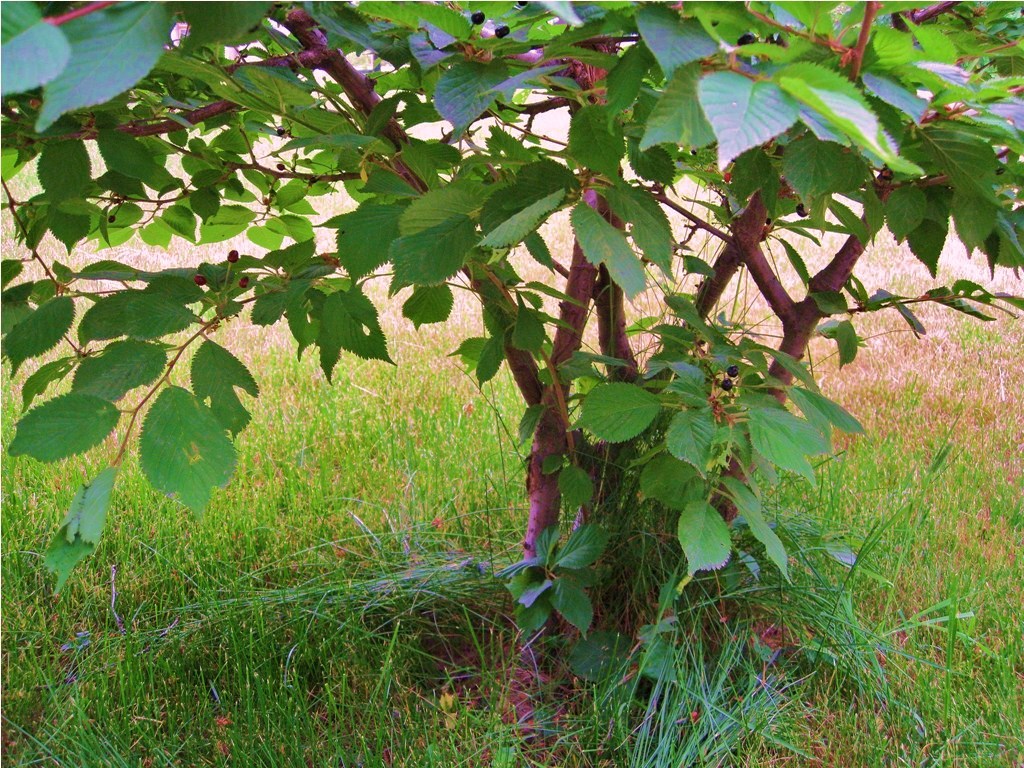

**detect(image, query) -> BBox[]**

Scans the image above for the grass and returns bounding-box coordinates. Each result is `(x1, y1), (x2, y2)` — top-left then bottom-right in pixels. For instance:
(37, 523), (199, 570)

(3, 173), (1023, 765)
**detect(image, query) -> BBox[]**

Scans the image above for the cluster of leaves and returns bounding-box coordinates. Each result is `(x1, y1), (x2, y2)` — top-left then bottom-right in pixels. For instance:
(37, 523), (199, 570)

(1, 2), (1021, 598)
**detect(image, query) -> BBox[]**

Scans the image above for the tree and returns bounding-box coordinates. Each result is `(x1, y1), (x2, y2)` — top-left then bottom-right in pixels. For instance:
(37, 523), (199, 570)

(1, 1), (1021, 635)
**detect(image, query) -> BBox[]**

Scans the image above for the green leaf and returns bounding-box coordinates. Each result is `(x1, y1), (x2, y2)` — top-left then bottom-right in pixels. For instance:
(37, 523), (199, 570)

(699, 72), (799, 170)
(1, 259), (22, 289)
(637, 5), (716, 79)
(677, 499), (731, 576)
(191, 340), (259, 437)
(9, 393), (120, 463)
(720, 477), (788, 580)
(43, 466), (117, 593)
(2, 296), (74, 375)
(555, 523), (608, 569)
(918, 125), (997, 199)
(777, 62), (921, 174)
(907, 218), (947, 277)
(480, 190), (564, 249)
(180, 2), (271, 48)
(97, 131), (175, 190)
(511, 300), (546, 353)
(789, 386), (863, 438)
(606, 43), (651, 115)
(391, 215), (477, 287)
(571, 204), (646, 300)
(61, 466), (118, 545)
(22, 357), (76, 409)
(666, 408), (715, 477)
(558, 466), (594, 510)
(538, 1), (583, 26)
(551, 579), (594, 635)
(568, 105), (625, 178)
(318, 288), (392, 380)
(862, 73), (927, 124)
(641, 63), (715, 150)
(747, 407), (828, 484)
(402, 285), (454, 329)
(603, 184), (673, 273)
(161, 205), (197, 242)
(434, 60), (509, 136)
(1, 4), (71, 97)
(579, 382), (660, 443)
(78, 291), (196, 343)
(782, 135), (868, 201)
(49, 210), (92, 252)
(72, 339), (166, 402)
(139, 386), (236, 514)
(640, 454), (702, 510)
(885, 185), (926, 241)
(38, 141), (91, 202)
(38, 3), (172, 131)
(400, 185), (482, 236)
(951, 191), (997, 253)
(810, 290), (848, 315)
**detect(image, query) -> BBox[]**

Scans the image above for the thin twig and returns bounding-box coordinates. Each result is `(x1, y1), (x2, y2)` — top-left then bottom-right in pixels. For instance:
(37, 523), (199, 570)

(45, 1), (115, 26)
(653, 192), (731, 243)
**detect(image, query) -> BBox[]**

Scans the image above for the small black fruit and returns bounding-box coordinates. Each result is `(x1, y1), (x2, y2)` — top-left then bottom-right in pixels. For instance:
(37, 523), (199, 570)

(227, 250), (239, 263)
(107, 214), (116, 223)
(194, 274), (207, 286)
(796, 203), (808, 218)
(516, 1), (529, 8)
(737, 32), (756, 46)
(275, 126), (285, 136)
(276, 163), (286, 171)
(721, 377), (734, 391)
(495, 24), (510, 38)
(238, 277), (250, 289)
(727, 364), (739, 378)
(471, 10), (485, 24)
(996, 167), (1005, 176)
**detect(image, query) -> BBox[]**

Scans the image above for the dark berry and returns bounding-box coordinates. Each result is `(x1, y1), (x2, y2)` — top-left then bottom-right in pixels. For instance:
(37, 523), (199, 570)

(723, 171), (732, 183)
(515, 1), (529, 8)
(727, 364), (739, 378)
(227, 250), (239, 263)
(737, 33), (756, 46)
(765, 218), (772, 226)
(495, 24), (510, 38)
(238, 277), (250, 289)
(996, 167), (1005, 176)
(879, 166), (893, 180)
(471, 11), (485, 24)
(107, 214), (116, 223)
(796, 203), (808, 218)
(721, 377), (734, 391)
(194, 274), (207, 286)
(690, 149), (698, 155)
(276, 163), (286, 171)
(275, 127), (285, 136)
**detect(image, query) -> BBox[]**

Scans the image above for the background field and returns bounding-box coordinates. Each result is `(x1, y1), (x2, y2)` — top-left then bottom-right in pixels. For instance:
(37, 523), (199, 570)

(2, 174), (1022, 766)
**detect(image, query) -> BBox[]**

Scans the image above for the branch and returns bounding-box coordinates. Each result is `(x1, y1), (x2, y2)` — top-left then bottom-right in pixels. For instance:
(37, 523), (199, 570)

(282, 8), (426, 193)
(732, 193), (796, 323)
(1, 178), (83, 356)
(592, 198), (638, 381)
(695, 241), (742, 319)
(908, 2), (960, 24)
(847, 2), (881, 81)
(808, 234), (866, 294)
(653, 193), (731, 243)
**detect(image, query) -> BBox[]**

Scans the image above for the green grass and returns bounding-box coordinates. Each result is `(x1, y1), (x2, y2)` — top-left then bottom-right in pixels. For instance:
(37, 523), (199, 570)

(3, 188), (1023, 764)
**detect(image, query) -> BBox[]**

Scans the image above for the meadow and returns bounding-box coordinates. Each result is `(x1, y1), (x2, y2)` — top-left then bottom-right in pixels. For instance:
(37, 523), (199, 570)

(2, 178), (1022, 766)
